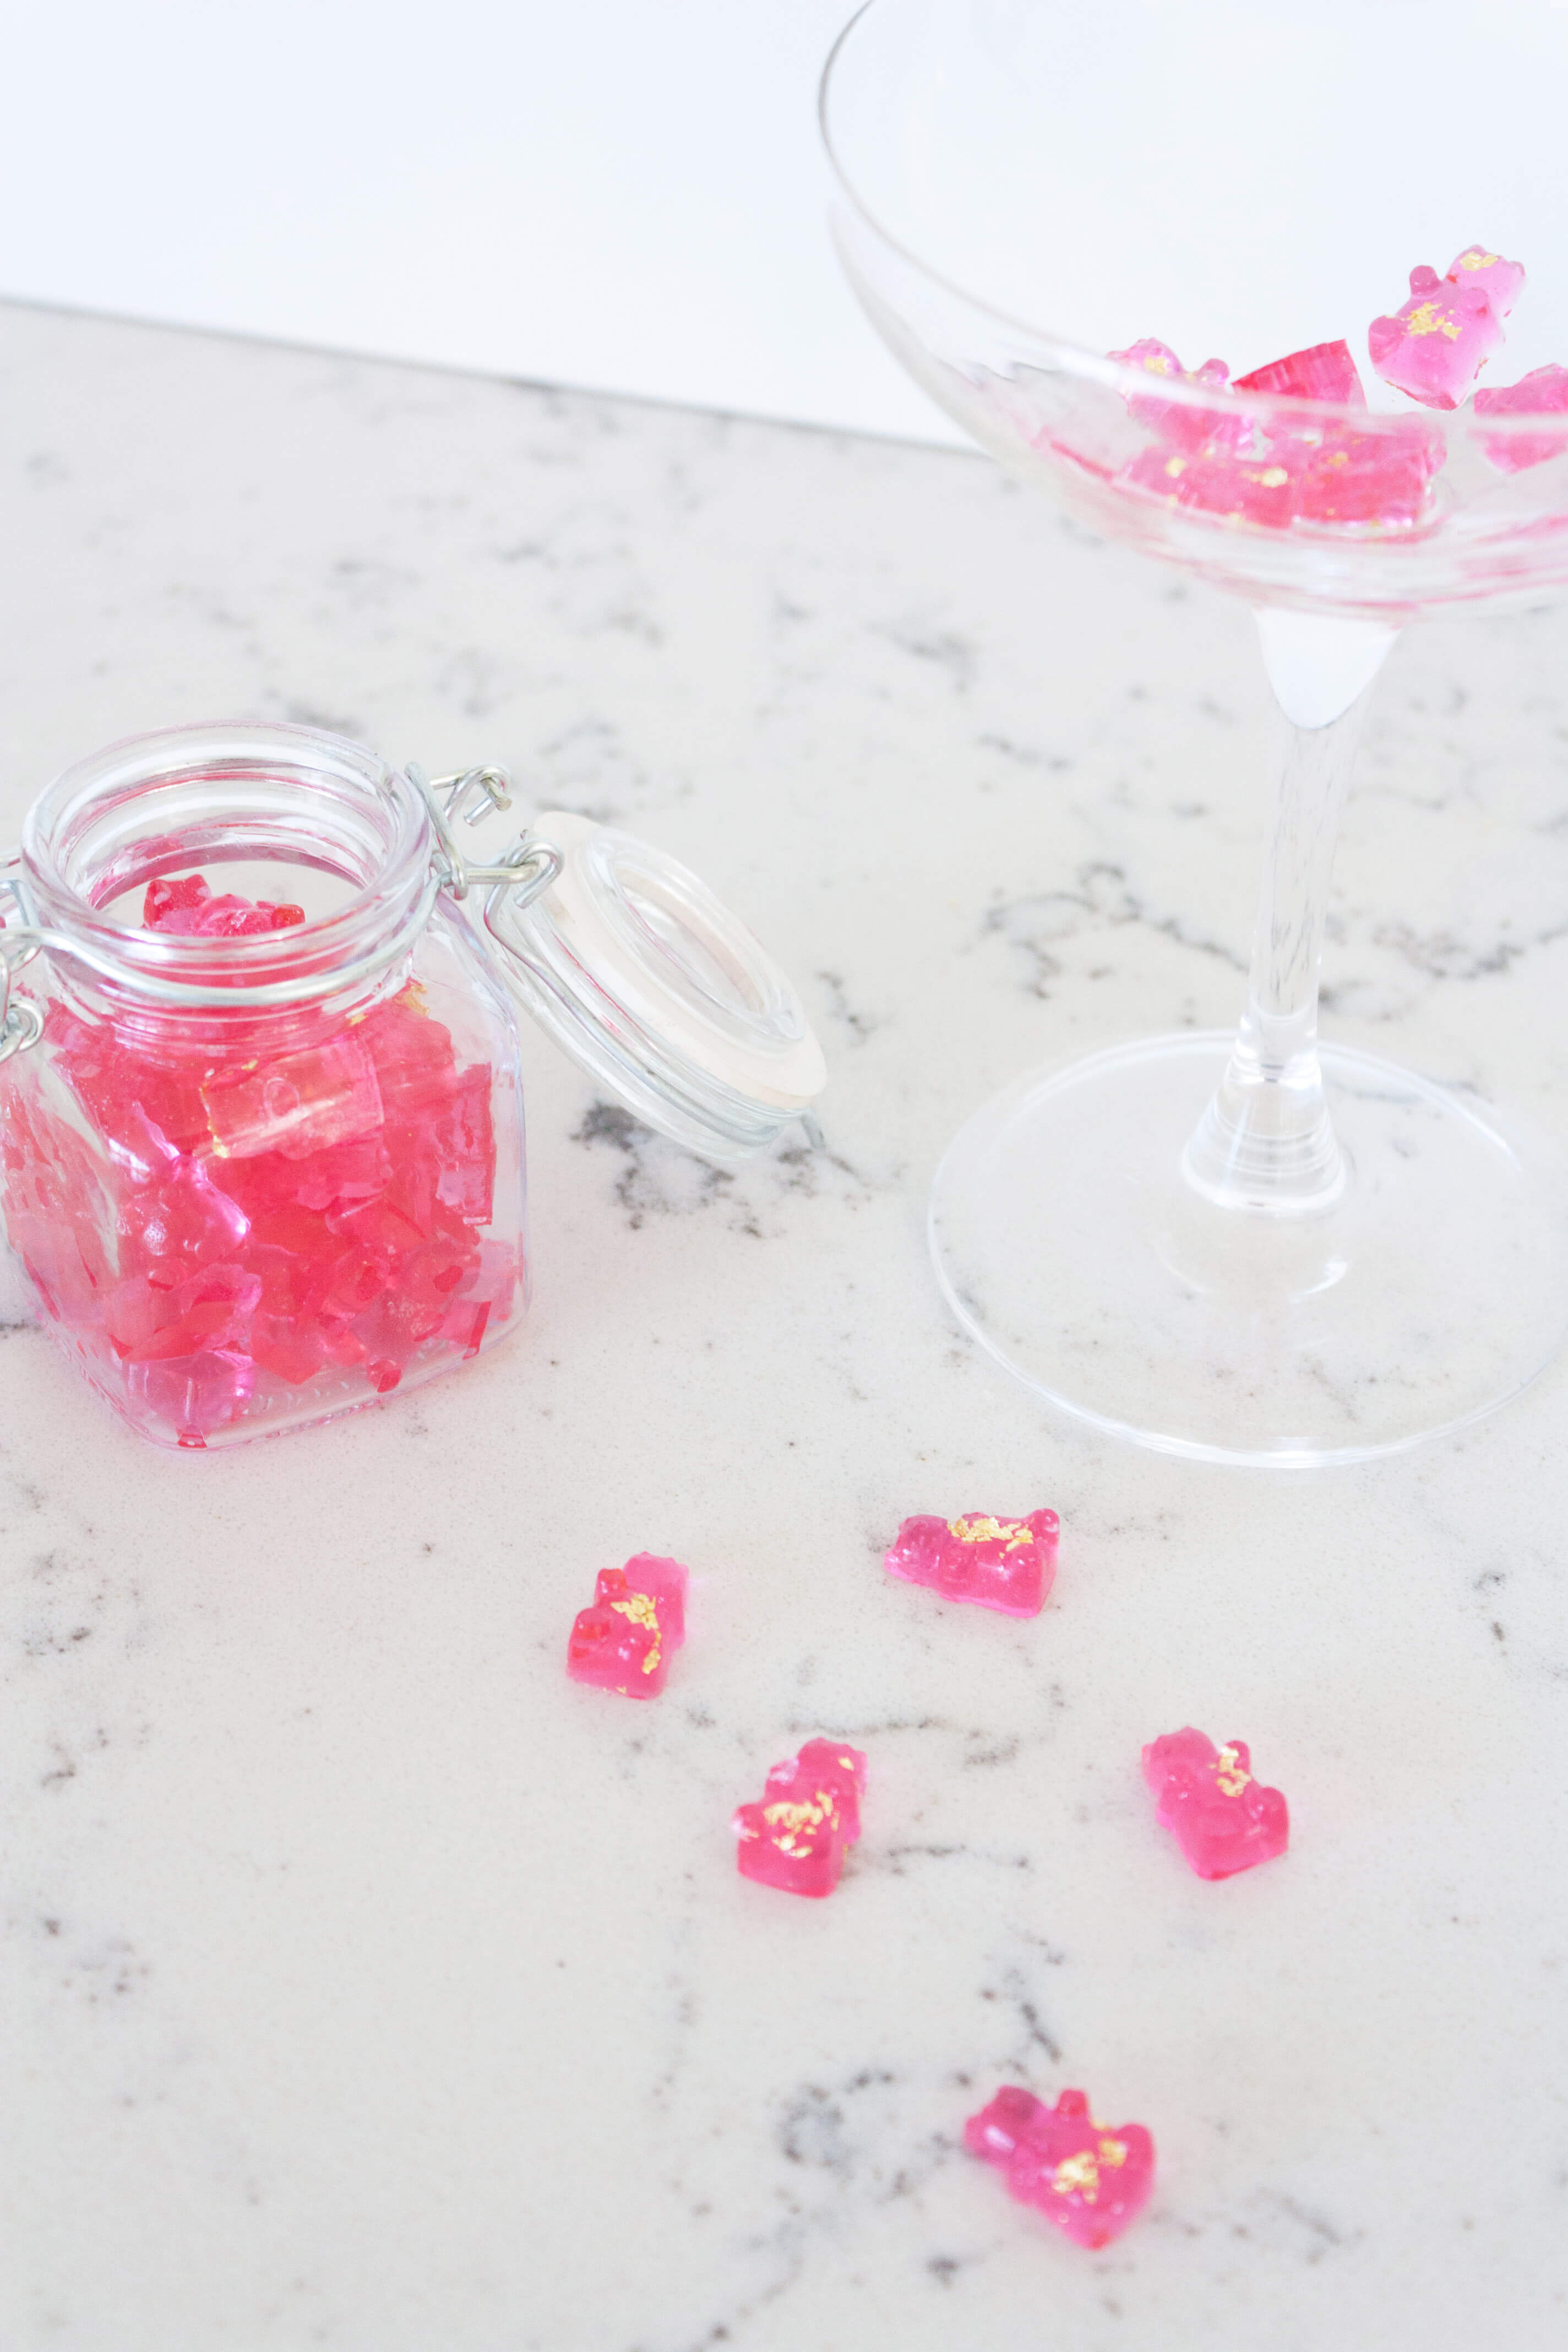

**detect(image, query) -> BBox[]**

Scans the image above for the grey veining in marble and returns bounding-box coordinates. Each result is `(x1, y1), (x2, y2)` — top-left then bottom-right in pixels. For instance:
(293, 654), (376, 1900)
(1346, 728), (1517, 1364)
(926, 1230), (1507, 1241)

(1, 302), (1566, 2352)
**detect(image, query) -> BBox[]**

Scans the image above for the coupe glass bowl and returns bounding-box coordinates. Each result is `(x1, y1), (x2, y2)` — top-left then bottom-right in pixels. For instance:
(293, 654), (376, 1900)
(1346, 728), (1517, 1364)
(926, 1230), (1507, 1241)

(823, 0), (1568, 1466)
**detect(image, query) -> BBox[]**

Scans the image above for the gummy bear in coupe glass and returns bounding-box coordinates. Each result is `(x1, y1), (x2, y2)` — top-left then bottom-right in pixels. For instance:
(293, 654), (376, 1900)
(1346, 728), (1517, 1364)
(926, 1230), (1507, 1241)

(1369, 246), (1525, 409)
(1475, 367), (1568, 472)
(1233, 341), (1365, 405)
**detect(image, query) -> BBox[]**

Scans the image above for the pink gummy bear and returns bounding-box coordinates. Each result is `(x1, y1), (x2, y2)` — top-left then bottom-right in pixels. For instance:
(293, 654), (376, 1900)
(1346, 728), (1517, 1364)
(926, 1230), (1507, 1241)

(1141, 1727), (1288, 1880)
(1120, 440), (1296, 528)
(732, 1739), (867, 1898)
(965, 2087), (1155, 2250)
(567, 1553), (689, 1698)
(1474, 365), (1568, 473)
(1287, 416), (1443, 525)
(1369, 244), (1524, 410)
(1446, 243), (1526, 320)
(1121, 406), (1440, 531)
(883, 1510), (1058, 1618)
(1113, 330), (1440, 530)
(144, 873), (304, 935)
(1107, 339), (1234, 453)
(1234, 340), (1365, 406)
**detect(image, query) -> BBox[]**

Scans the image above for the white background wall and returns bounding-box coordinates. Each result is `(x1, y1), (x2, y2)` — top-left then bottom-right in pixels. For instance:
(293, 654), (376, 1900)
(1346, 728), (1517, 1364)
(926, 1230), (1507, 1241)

(0, 0), (959, 445)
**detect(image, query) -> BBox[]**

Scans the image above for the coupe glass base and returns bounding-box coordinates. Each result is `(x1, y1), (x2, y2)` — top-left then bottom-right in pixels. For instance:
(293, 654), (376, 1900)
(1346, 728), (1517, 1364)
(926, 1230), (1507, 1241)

(930, 1033), (1568, 1467)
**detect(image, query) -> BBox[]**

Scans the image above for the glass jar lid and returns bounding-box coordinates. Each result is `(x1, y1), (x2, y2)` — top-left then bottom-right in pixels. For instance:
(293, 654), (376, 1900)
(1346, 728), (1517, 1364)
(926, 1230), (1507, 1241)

(481, 809), (826, 1166)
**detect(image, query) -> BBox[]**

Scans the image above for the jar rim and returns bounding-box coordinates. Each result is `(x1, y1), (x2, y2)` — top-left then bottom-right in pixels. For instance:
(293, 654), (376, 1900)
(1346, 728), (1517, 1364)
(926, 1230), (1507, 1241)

(16, 719), (438, 1010)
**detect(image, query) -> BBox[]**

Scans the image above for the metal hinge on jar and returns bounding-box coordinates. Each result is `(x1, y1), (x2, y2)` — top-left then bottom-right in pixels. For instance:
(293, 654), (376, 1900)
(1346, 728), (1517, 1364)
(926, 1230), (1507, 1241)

(410, 764), (563, 907)
(0, 864), (45, 1064)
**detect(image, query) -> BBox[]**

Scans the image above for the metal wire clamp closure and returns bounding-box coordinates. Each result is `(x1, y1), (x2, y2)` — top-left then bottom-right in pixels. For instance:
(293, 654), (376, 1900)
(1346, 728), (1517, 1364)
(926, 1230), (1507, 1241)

(0, 873), (43, 1063)
(0, 989), (43, 1065)
(409, 763), (563, 909)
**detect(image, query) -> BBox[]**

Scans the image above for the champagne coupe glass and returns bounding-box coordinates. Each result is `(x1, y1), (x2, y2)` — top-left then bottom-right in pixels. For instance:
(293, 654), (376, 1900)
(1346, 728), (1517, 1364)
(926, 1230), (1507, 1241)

(821, 0), (1568, 1466)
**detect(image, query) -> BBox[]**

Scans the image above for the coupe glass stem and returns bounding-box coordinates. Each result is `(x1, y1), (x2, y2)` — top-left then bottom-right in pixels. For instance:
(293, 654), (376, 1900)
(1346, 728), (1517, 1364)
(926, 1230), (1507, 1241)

(1183, 609), (1398, 1215)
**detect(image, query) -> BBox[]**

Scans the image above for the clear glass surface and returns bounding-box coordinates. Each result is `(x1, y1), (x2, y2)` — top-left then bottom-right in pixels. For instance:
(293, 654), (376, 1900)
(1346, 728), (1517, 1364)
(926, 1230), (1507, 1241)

(823, 0), (1568, 1464)
(0, 724), (527, 1449)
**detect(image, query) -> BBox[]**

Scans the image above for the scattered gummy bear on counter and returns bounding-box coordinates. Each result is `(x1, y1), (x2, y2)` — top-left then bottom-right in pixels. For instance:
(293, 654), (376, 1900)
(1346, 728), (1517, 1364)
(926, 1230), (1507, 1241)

(965, 2086), (1156, 2249)
(732, 1739), (867, 1898)
(0, 871), (520, 1447)
(883, 1509), (1058, 1617)
(1141, 1727), (1289, 1880)
(567, 1553), (689, 1697)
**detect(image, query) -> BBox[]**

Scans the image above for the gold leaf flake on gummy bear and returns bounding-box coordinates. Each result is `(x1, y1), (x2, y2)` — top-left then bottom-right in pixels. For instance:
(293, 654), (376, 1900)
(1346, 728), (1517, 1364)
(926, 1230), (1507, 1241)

(610, 1589), (662, 1671)
(1404, 301), (1462, 341)
(1098, 2137), (1129, 2168)
(1214, 1744), (1251, 1797)
(759, 1786), (838, 1858)
(949, 1515), (1033, 1551)
(761, 1793), (832, 1836)
(1052, 2150), (1102, 2202)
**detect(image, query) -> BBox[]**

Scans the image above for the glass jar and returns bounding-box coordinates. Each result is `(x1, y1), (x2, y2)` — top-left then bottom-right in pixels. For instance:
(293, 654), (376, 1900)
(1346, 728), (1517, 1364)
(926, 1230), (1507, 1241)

(0, 722), (824, 1449)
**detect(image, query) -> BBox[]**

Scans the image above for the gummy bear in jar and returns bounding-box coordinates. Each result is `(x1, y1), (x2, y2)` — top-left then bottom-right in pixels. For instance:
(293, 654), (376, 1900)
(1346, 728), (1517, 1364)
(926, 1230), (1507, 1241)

(0, 723), (825, 1449)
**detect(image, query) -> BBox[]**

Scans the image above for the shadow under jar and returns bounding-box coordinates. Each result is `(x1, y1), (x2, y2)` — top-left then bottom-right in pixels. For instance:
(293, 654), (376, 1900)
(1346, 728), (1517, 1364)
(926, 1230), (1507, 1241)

(0, 723), (825, 1449)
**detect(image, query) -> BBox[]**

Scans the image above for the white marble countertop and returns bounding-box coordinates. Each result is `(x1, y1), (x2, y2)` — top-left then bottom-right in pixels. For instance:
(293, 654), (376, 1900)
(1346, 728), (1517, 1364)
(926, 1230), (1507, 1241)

(2, 302), (1566, 2352)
